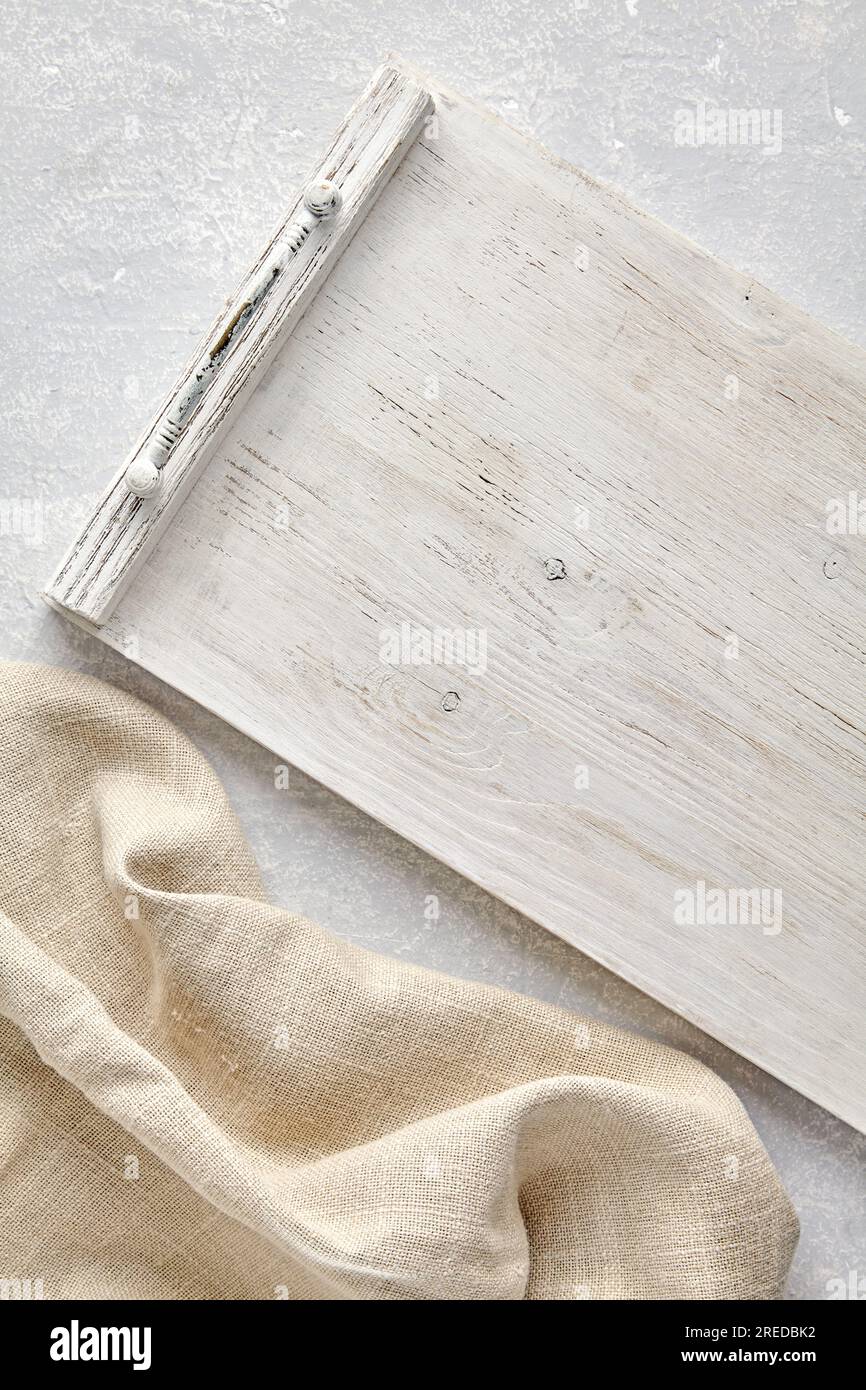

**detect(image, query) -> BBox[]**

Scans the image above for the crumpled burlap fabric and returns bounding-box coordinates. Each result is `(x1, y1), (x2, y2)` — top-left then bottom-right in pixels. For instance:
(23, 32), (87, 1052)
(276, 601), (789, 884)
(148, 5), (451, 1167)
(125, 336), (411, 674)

(0, 661), (797, 1300)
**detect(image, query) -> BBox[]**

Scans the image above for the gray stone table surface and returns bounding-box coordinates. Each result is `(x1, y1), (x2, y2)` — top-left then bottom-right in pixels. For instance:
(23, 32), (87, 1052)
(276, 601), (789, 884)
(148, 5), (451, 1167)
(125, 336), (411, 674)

(1, 0), (863, 1301)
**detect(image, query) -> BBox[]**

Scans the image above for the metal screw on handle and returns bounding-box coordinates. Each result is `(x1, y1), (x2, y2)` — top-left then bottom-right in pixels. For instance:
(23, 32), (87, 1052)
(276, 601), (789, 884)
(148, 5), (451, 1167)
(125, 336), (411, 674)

(125, 180), (343, 499)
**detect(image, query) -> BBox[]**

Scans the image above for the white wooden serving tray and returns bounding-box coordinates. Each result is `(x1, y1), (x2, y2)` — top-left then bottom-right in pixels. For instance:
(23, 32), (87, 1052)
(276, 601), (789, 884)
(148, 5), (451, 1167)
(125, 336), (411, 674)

(46, 58), (866, 1132)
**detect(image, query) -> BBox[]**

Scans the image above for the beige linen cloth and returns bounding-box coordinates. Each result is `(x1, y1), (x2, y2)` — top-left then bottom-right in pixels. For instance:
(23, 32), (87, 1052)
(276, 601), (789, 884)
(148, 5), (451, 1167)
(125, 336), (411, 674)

(0, 660), (797, 1300)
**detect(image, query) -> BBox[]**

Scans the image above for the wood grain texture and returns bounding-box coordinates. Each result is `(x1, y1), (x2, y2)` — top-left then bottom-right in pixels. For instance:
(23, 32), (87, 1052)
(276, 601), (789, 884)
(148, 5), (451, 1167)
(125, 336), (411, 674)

(47, 59), (866, 1130)
(44, 62), (432, 624)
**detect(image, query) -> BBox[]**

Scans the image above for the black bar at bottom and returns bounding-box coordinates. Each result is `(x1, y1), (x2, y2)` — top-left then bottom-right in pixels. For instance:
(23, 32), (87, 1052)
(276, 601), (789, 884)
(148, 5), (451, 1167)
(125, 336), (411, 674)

(0, 1296), (856, 1373)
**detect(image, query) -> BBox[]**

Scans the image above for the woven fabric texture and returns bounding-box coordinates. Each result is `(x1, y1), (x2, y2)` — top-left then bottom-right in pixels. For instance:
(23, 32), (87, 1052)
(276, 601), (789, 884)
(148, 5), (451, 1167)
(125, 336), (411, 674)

(0, 661), (797, 1300)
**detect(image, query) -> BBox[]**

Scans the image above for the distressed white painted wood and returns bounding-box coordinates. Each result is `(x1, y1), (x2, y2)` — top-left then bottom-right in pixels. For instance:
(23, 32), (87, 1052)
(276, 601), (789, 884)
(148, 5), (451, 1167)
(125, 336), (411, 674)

(44, 64), (432, 623)
(45, 58), (866, 1131)
(125, 180), (344, 500)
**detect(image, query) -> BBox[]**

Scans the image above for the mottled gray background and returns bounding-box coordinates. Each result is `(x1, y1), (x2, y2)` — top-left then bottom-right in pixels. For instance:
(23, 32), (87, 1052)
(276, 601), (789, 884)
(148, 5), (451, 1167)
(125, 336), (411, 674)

(1, 0), (864, 1300)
